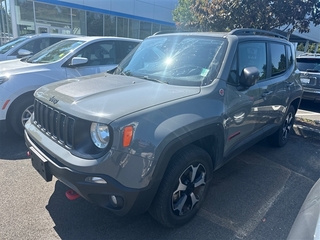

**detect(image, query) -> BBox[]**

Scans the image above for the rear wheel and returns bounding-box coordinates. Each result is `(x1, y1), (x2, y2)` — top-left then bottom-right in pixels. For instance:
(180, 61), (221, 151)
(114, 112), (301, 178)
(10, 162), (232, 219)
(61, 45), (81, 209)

(9, 96), (34, 136)
(148, 145), (213, 228)
(268, 105), (295, 147)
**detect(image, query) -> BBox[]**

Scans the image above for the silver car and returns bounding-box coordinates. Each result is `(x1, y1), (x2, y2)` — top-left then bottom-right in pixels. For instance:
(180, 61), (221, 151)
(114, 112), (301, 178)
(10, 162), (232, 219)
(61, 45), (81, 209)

(0, 36), (141, 135)
(0, 33), (76, 61)
(287, 178), (320, 240)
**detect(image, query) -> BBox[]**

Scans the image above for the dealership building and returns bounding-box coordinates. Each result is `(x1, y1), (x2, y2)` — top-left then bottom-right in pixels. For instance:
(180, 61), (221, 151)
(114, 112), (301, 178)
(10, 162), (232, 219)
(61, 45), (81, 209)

(0, 0), (177, 44)
(0, 0), (319, 49)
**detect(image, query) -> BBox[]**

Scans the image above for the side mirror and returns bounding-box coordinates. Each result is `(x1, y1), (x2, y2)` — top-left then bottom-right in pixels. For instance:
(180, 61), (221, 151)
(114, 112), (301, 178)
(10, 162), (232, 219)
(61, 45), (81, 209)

(17, 49), (33, 58)
(70, 57), (88, 66)
(239, 66), (260, 87)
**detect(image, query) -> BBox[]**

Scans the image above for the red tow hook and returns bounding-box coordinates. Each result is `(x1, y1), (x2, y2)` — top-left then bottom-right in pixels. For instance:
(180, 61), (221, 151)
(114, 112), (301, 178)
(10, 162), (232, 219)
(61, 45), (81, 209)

(65, 189), (80, 200)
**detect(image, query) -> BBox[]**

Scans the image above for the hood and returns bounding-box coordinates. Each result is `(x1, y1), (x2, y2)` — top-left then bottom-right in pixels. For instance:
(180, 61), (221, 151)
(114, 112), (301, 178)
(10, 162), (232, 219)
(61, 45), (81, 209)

(35, 73), (201, 123)
(0, 59), (48, 75)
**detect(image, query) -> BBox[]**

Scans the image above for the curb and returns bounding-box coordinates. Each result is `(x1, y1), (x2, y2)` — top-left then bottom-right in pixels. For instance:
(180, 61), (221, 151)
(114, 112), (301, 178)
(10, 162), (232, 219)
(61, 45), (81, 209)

(293, 117), (320, 141)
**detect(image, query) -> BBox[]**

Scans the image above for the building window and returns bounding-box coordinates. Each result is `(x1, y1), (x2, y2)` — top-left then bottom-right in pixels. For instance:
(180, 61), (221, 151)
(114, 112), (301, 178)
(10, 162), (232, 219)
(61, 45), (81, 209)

(140, 21), (151, 39)
(160, 24), (176, 33)
(129, 19), (139, 39)
(72, 9), (86, 35)
(104, 15), (116, 36)
(15, 0), (34, 35)
(34, 2), (71, 29)
(87, 11), (103, 36)
(117, 17), (128, 37)
(152, 23), (160, 34)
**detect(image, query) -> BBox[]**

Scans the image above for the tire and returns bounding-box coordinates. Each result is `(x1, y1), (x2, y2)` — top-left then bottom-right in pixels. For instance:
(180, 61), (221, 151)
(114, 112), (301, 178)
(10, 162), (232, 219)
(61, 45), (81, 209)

(268, 105), (295, 147)
(148, 145), (213, 228)
(9, 96), (34, 136)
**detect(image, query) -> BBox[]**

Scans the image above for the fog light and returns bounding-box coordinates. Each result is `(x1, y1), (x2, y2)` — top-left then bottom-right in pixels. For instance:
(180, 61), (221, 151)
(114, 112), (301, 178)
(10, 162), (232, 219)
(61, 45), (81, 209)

(110, 195), (118, 206)
(85, 177), (107, 184)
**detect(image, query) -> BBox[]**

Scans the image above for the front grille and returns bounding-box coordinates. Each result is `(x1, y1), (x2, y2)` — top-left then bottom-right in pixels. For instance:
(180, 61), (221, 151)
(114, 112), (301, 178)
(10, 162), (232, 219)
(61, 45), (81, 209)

(33, 99), (75, 149)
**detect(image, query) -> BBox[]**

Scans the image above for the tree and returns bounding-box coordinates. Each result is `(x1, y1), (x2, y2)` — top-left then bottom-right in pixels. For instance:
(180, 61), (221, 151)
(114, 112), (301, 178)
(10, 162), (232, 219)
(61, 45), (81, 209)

(173, 0), (320, 33)
(173, 0), (198, 30)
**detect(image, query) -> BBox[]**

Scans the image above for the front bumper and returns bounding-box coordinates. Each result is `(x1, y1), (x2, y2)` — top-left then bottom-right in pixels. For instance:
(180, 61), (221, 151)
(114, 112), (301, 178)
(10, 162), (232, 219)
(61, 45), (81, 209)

(24, 130), (159, 216)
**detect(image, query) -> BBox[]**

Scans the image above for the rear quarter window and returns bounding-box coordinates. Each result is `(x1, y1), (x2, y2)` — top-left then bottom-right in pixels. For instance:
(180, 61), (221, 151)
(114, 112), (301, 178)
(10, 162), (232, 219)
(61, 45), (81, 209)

(270, 43), (286, 76)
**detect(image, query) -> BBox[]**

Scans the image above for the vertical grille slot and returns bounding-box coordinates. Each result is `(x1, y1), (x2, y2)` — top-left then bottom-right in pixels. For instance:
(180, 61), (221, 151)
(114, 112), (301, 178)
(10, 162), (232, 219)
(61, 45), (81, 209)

(33, 99), (75, 149)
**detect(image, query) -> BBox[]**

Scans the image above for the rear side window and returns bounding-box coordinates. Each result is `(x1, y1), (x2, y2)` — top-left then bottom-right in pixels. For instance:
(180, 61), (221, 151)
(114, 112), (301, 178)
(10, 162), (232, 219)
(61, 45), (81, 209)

(270, 43), (286, 76)
(287, 45), (294, 68)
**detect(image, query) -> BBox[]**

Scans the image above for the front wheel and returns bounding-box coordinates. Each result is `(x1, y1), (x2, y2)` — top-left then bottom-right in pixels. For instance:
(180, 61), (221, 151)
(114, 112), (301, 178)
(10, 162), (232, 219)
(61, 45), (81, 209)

(9, 96), (34, 136)
(268, 105), (295, 147)
(148, 145), (213, 228)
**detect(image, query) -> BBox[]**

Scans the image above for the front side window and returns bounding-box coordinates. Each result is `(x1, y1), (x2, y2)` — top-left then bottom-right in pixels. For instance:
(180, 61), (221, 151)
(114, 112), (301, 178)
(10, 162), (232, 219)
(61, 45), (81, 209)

(75, 41), (116, 66)
(238, 42), (267, 80)
(26, 39), (85, 63)
(114, 35), (226, 86)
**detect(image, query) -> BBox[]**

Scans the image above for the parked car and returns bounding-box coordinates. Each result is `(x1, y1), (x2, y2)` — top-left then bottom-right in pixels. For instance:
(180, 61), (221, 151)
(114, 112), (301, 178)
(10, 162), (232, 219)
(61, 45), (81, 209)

(296, 53), (320, 102)
(0, 33), (77, 61)
(24, 29), (302, 227)
(0, 36), (141, 135)
(287, 178), (320, 240)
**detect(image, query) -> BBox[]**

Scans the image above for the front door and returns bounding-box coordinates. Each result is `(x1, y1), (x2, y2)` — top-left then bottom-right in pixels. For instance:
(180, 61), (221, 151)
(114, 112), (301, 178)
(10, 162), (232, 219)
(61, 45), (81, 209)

(223, 41), (267, 156)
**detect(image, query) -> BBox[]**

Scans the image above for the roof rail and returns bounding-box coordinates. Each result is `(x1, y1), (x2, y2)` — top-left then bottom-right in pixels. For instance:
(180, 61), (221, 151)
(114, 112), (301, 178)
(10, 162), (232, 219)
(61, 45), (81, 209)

(229, 28), (288, 40)
(152, 30), (194, 36)
(298, 53), (320, 57)
(152, 30), (178, 35)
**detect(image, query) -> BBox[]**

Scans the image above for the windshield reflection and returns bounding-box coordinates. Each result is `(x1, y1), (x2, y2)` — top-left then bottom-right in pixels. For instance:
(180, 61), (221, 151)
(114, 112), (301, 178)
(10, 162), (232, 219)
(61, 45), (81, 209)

(26, 40), (85, 64)
(114, 35), (226, 86)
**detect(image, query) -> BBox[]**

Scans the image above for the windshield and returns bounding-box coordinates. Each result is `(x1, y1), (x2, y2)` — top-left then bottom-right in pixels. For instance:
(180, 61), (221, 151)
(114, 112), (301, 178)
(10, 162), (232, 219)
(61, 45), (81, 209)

(26, 39), (85, 63)
(114, 35), (226, 86)
(0, 36), (28, 54)
(297, 58), (320, 72)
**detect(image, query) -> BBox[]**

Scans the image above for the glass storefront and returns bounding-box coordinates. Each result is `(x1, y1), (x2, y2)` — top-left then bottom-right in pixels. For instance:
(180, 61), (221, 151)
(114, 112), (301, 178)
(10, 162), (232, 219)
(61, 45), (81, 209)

(3, 0), (175, 42)
(0, 0), (12, 44)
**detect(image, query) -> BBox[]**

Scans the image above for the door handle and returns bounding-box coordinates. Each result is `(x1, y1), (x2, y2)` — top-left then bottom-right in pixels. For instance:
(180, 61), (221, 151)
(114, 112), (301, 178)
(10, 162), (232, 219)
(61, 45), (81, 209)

(262, 91), (273, 97)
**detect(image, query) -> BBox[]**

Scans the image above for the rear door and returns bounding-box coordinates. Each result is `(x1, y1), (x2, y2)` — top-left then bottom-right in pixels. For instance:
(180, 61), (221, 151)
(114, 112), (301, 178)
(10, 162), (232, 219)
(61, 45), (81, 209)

(256, 42), (289, 132)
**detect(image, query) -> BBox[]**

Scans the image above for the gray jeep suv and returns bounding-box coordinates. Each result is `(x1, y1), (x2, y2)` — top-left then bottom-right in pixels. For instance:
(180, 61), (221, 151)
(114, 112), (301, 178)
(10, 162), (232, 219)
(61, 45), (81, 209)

(24, 29), (303, 227)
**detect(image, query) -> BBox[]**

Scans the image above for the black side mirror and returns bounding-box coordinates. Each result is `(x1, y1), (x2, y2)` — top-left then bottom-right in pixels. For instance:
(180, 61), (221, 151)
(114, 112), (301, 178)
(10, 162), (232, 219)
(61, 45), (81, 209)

(239, 67), (260, 87)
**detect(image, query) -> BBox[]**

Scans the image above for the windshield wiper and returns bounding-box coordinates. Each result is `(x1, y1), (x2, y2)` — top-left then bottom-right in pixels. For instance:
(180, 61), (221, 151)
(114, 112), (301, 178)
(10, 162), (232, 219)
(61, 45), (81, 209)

(142, 76), (168, 84)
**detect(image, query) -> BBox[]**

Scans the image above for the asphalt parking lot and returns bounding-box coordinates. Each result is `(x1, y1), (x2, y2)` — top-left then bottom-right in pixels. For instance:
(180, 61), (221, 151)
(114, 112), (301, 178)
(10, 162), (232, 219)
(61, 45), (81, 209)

(0, 100), (319, 240)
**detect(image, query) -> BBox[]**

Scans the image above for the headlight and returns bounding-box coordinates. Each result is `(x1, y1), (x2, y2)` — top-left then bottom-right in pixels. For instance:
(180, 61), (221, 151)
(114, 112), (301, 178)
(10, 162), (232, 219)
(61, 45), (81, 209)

(90, 123), (110, 149)
(0, 76), (9, 85)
